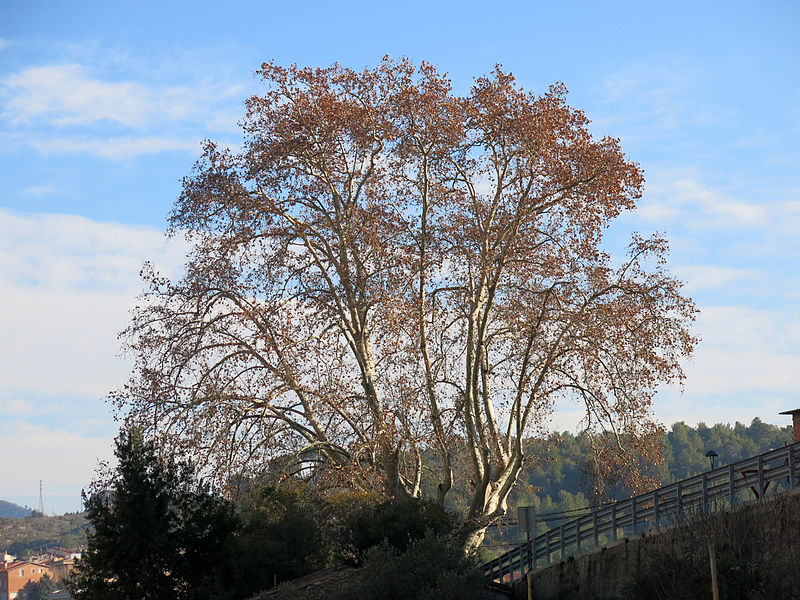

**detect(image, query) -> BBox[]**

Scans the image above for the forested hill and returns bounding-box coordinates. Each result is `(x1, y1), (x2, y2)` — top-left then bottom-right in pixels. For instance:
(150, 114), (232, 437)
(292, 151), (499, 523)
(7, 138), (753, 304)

(0, 512), (89, 557)
(490, 418), (792, 543)
(0, 500), (31, 519)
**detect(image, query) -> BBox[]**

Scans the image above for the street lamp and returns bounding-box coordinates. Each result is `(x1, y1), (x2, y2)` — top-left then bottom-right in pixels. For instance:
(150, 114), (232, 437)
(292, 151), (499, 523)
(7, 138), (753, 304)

(705, 450), (719, 470)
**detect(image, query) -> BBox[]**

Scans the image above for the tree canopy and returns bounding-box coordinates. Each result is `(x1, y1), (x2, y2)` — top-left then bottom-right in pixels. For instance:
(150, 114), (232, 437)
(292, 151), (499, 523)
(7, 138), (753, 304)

(22, 574), (59, 600)
(116, 58), (697, 549)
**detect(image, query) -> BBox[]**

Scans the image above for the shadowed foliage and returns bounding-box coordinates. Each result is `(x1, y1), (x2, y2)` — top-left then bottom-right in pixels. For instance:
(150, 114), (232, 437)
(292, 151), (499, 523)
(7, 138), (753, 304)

(68, 428), (240, 600)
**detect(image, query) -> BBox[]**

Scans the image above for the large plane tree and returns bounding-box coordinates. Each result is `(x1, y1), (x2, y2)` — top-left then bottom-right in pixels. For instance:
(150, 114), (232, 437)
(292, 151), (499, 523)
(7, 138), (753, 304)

(117, 59), (697, 550)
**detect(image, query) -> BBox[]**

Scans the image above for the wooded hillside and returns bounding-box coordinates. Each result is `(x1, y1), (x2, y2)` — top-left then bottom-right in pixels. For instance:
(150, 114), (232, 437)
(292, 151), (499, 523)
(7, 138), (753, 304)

(0, 512), (89, 557)
(0, 500), (31, 519)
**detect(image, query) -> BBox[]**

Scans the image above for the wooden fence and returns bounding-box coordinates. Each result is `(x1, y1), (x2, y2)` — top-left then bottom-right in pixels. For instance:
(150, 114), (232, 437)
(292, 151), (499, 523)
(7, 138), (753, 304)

(483, 440), (800, 583)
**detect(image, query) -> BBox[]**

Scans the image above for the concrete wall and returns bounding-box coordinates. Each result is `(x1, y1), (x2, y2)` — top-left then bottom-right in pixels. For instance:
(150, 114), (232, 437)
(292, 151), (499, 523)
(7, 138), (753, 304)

(522, 529), (678, 600)
(518, 489), (800, 600)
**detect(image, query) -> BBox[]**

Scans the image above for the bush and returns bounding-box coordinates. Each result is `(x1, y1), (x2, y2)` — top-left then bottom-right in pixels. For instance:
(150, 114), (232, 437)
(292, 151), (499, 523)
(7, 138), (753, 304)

(338, 497), (458, 564)
(626, 552), (761, 600)
(235, 487), (465, 597)
(235, 482), (331, 596)
(335, 534), (490, 600)
(322, 490), (381, 565)
(627, 494), (800, 600)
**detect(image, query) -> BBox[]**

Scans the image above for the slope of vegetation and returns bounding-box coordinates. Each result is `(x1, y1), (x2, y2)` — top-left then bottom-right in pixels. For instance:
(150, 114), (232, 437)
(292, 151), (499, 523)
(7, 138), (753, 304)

(0, 500), (32, 519)
(0, 512), (89, 556)
(626, 491), (800, 600)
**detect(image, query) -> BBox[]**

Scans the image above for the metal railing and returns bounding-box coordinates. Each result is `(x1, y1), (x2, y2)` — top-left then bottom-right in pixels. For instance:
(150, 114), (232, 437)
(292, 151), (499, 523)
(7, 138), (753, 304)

(483, 440), (800, 583)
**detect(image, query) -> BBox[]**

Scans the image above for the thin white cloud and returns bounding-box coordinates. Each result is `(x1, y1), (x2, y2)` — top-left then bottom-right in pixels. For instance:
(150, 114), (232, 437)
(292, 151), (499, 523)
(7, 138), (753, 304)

(0, 399), (35, 416)
(1, 64), (244, 129)
(0, 209), (184, 286)
(652, 305), (800, 428)
(3, 64), (157, 127)
(637, 203), (680, 223)
(777, 200), (800, 235)
(631, 172), (774, 231)
(0, 209), (187, 397)
(671, 179), (768, 228)
(0, 287), (139, 397)
(594, 64), (797, 241)
(593, 63), (733, 140)
(730, 128), (779, 149)
(0, 62), (245, 158)
(23, 184), (59, 196)
(28, 135), (201, 159)
(697, 305), (800, 355)
(657, 305), (800, 410)
(685, 350), (800, 395)
(676, 265), (757, 292)
(630, 173), (800, 267)
(0, 38), (13, 52)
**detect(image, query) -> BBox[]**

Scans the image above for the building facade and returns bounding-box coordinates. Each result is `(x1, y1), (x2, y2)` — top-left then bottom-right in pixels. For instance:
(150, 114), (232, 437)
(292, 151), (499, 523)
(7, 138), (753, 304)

(0, 561), (51, 600)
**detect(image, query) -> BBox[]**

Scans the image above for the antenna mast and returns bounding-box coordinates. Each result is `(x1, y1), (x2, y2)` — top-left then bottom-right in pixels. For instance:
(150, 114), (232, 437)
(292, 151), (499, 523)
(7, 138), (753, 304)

(38, 480), (46, 516)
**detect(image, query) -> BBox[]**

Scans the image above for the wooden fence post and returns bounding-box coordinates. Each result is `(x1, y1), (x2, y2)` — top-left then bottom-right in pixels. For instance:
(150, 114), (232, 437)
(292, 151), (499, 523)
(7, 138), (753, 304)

(527, 571), (533, 600)
(729, 464), (736, 507)
(709, 543), (720, 600)
(611, 505), (618, 541)
(545, 531), (551, 566)
(702, 474), (709, 513)
(653, 491), (659, 528)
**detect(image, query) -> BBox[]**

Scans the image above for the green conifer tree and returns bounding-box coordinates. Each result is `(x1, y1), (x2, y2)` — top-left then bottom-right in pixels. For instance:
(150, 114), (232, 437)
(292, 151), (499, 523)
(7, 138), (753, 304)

(68, 428), (240, 600)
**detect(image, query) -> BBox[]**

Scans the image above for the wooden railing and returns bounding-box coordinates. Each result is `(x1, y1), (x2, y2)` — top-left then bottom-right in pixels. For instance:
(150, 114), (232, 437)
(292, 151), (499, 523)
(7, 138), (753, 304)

(483, 440), (800, 583)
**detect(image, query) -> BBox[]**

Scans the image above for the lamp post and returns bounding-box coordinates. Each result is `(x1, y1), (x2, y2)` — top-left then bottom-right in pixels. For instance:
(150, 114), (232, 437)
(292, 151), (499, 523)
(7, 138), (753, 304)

(705, 450), (719, 470)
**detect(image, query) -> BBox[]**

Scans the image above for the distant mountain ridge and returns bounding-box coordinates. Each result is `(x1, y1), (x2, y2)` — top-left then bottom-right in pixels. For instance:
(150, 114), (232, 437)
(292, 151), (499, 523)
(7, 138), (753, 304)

(0, 500), (32, 519)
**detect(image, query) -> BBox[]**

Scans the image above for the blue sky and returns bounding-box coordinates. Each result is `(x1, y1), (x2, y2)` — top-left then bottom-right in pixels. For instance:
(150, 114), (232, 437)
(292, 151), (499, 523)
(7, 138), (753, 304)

(1, 0), (799, 514)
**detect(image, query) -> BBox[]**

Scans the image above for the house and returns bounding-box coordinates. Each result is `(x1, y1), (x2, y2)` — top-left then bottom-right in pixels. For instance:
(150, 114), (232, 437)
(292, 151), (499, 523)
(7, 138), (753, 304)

(42, 558), (75, 583)
(0, 560), (51, 600)
(26, 548), (81, 585)
(43, 549), (81, 561)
